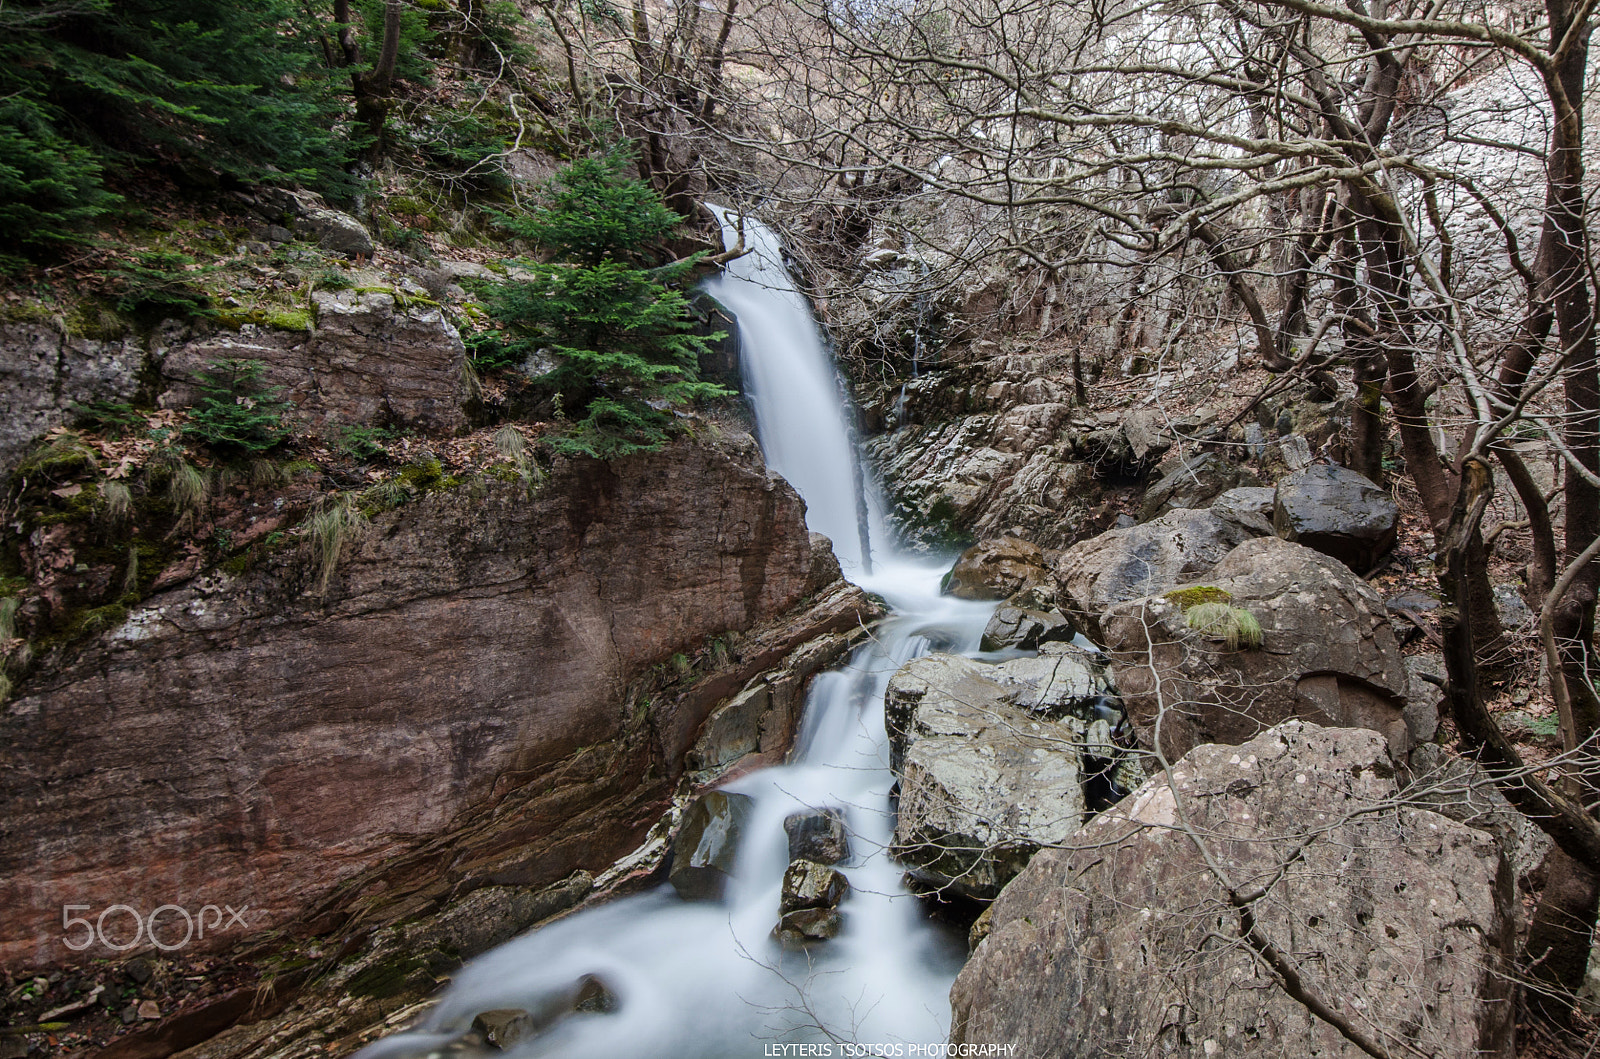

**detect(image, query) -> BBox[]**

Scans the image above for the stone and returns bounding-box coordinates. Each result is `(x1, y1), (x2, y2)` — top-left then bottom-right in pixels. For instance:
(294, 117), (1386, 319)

(1404, 743), (1551, 887)
(670, 791), (756, 901)
(950, 722), (1516, 1059)
(0, 323), (145, 477)
(1272, 463), (1399, 571)
(943, 536), (1050, 600)
(1208, 485), (1277, 535)
(979, 583), (1074, 651)
(1103, 536), (1417, 761)
(159, 290), (469, 435)
(1055, 508), (1261, 644)
(784, 809), (850, 864)
(779, 859), (850, 913)
(1403, 653), (1445, 743)
(0, 438), (883, 970)
(1138, 451), (1262, 521)
(885, 654), (1094, 899)
(774, 907), (843, 943)
(294, 207), (374, 257)
(992, 644), (1112, 720)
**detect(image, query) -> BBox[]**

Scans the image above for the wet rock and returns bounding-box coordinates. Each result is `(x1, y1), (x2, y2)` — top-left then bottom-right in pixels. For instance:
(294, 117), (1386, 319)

(1055, 508), (1261, 644)
(979, 583), (1074, 651)
(294, 206), (374, 257)
(1272, 463), (1399, 572)
(670, 791), (755, 901)
(1138, 452), (1262, 522)
(1103, 537), (1418, 760)
(469, 974), (617, 1049)
(951, 722), (1516, 1059)
(784, 809), (850, 864)
(775, 907), (843, 943)
(943, 536), (1050, 600)
(780, 859), (850, 913)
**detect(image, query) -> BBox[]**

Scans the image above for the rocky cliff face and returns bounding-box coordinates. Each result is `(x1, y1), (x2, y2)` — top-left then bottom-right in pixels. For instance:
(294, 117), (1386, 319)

(0, 436), (858, 971)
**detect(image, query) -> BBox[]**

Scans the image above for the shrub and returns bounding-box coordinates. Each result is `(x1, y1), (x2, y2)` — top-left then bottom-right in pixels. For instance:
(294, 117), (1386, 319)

(182, 360), (293, 455)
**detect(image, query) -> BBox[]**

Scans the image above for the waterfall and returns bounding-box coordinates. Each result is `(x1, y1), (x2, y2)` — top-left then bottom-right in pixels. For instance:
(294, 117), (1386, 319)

(702, 209), (885, 575)
(358, 213), (995, 1059)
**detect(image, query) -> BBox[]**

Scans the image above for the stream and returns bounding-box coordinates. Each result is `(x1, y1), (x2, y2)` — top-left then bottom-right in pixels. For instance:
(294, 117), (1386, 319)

(359, 213), (996, 1058)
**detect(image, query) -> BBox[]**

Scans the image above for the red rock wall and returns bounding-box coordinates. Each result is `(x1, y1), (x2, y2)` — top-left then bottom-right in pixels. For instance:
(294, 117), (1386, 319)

(0, 438), (814, 971)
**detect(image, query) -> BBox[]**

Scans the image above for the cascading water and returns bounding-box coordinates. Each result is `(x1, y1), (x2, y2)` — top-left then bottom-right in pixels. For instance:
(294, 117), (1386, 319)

(359, 214), (994, 1058)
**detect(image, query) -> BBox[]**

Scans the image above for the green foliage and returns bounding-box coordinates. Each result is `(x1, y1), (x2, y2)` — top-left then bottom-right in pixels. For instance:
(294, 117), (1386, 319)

(183, 360), (293, 455)
(72, 400), (146, 437)
(108, 251), (214, 319)
(1185, 601), (1264, 651)
(476, 148), (730, 458)
(338, 424), (395, 460)
(0, 0), (354, 262)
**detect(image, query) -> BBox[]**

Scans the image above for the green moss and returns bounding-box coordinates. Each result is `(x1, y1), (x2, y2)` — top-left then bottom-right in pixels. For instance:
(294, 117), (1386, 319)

(397, 458), (460, 493)
(264, 309), (314, 332)
(17, 434), (99, 482)
(1163, 585), (1234, 612)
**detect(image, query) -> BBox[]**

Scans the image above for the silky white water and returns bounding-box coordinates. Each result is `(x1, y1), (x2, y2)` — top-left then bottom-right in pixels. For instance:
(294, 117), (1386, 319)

(358, 214), (991, 1059)
(703, 207), (889, 576)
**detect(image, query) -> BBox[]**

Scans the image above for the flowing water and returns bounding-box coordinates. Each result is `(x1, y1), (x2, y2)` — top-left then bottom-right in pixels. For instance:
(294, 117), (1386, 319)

(359, 213), (995, 1058)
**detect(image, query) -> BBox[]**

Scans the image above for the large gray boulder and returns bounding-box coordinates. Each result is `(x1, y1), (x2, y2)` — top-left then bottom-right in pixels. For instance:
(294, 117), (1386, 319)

(1055, 508), (1262, 644)
(1102, 536), (1420, 761)
(885, 652), (1126, 899)
(951, 722), (1517, 1059)
(1138, 451), (1262, 521)
(669, 791), (754, 900)
(1273, 463), (1399, 571)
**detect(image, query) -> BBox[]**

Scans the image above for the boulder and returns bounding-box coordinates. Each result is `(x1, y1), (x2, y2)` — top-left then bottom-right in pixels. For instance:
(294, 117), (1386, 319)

(160, 289), (468, 434)
(774, 859), (850, 944)
(1208, 485), (1277, 536)
(1102, 536), (1418, 760)
(991, 643), (1113, 720)
(1272, 463), (1399, 571)
(885, 653), (1102, 899)
(1138, 451), (1262, 521)
(943, 536), (1050, 600)
(669, 791), (755, 900)
(784, 809), (849, 864)
(775, 907), (844, 943)
(1055, 508), (1261, 644)
(779, 859), (850, 913)
(950, 722), (1517, 1059)
(979, 583), (1074, 651)
(295, 207), (374, 257)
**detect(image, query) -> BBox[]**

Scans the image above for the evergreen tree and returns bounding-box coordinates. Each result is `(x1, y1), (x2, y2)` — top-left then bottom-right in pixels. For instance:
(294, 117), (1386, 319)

(476, 149), (730, 458)
(0, 0), (352, 264)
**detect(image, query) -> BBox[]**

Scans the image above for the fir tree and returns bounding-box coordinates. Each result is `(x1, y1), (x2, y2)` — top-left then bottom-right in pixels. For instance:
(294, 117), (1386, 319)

(477, 149), (730, 459)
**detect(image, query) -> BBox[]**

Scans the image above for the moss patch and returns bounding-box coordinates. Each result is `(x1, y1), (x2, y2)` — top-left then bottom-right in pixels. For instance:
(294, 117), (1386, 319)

(1163, 585), (1233, 612)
